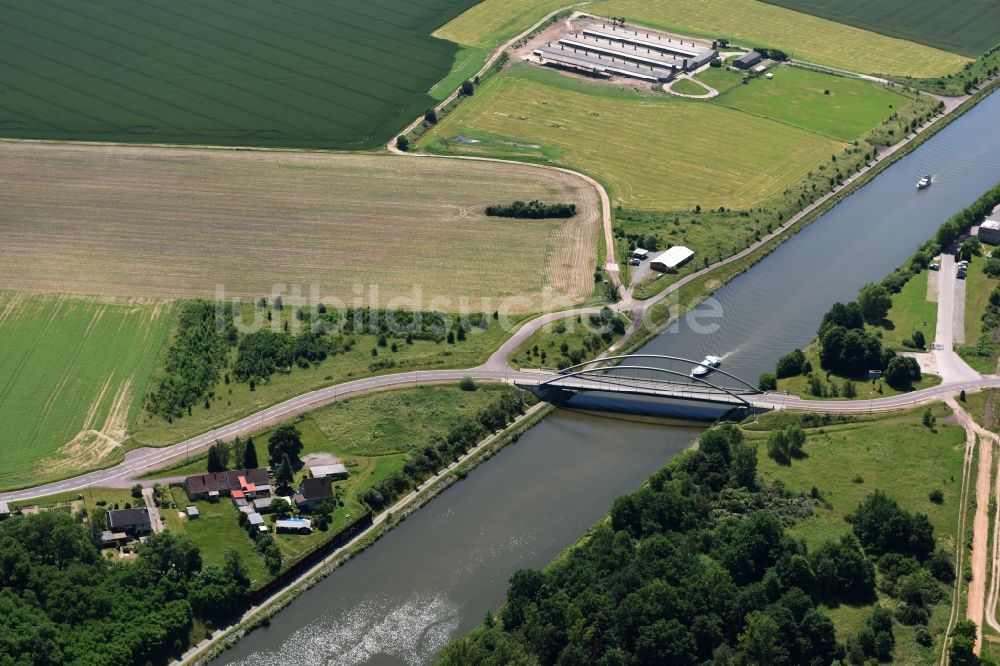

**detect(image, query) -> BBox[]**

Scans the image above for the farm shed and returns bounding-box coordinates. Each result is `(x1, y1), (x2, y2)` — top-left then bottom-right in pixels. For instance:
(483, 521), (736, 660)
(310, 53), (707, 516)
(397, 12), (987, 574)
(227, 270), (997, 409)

(734, 51), (763, 69)
(979, 219), (1000, 244)
(650, 246), (695, 272)
(310, 464), (349, 480)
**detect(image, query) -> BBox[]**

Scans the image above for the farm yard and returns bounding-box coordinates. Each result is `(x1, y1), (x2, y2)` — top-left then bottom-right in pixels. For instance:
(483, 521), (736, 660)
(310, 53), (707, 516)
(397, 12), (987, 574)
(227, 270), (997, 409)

(761, 0), (1000, 57)
(0, 0), (483, 149)
(0, 293), (174, 491)
(0, 142), (599, 310)
(419, 64), (849, 210)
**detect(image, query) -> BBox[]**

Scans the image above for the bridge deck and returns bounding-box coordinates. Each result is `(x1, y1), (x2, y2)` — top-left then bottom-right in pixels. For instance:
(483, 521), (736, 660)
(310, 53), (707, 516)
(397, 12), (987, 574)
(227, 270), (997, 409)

(515, 374), (753, 407)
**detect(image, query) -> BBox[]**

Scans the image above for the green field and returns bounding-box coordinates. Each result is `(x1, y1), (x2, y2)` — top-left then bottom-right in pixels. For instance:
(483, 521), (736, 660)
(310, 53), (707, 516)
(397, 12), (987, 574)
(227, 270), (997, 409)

(436, 0), (968, 76)
(589, 0), (969, 76)
(433, 0), (569, 50)
(761, 0), (1000, 57)
(0, 293), (174, 490)
(717, 66), (907, 141)
(420, 64), (845, 210)
(754, 407), (965, 663)
(0, 0), (484, 148)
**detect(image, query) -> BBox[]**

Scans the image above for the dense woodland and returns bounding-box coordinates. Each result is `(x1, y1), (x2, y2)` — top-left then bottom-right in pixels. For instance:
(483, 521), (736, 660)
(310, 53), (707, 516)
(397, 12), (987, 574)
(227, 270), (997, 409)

(0, 511), (249, 665)
(485, 200), (577, 219)
(437, 425), (964, 666)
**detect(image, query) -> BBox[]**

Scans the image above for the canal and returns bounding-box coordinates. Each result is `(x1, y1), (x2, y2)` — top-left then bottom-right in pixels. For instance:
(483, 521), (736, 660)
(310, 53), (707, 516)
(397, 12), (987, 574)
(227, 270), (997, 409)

(219, 89), (1000, 665)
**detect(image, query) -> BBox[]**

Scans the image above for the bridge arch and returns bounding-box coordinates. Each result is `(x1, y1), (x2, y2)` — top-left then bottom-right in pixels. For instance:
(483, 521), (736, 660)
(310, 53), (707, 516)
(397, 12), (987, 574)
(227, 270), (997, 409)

(538, 363), (759, 406)
(556, 354), (760, 393)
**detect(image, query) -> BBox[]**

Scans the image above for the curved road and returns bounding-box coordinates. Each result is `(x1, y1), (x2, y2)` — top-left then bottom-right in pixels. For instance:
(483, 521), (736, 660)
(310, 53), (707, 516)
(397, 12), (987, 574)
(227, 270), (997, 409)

(2, 8), (993, 504)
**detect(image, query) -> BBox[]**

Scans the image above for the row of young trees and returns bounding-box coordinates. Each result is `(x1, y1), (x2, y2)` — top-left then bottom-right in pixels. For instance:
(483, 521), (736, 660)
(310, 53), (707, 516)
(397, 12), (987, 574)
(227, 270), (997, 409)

(360, 387), (525, 511)
(0, 511), (251, 665)
(206, 435), (259, 472)
(485, 200), (577, 219)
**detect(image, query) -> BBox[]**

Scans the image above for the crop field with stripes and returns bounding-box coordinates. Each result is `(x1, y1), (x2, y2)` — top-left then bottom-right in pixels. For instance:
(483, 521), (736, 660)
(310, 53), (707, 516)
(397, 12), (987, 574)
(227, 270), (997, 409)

(0, 0), (482, 149)
(761, 0), (1000, 57)
(0, 142), (600, 310)
(0, 293), (174, 491)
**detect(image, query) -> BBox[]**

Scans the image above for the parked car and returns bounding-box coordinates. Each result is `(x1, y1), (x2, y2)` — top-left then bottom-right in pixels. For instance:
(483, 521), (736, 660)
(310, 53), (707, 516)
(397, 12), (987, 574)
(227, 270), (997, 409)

(930, 263), (940, 271)
(629, 258), (640, 266)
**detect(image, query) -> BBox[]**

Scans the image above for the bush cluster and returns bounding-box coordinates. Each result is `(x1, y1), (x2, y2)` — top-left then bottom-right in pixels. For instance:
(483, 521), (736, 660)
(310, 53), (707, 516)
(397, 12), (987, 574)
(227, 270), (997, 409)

(359, 387), (524, 511)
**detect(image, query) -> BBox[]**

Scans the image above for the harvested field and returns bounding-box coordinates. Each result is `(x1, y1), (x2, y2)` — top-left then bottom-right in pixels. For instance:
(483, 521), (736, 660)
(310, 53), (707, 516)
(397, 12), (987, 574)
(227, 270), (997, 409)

(761, 0), (1000, 57)
(0, 0), (482, 149)
(0, 293), (174, 490)
(0, 143), (600, 311)
(419, 65), (843, 210)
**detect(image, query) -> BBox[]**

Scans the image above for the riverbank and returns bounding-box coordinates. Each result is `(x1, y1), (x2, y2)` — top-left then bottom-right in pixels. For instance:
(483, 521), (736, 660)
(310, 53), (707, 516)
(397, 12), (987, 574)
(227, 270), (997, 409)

(184, 400), (554, 664)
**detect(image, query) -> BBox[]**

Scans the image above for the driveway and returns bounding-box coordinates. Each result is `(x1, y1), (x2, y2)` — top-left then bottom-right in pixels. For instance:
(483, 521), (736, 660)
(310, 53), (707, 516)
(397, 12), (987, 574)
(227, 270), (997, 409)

(935, 253), (981, 382)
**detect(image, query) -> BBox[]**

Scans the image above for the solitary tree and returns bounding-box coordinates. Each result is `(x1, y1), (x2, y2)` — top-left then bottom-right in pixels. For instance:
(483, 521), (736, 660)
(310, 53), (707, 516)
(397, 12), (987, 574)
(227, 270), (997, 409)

(395, 135), (409, 152)
(460, 80), (475, 96)
(243, 437), (259, 469)
(267, 424), (303, 466)
(276, 453), (295, 490)
(424, 108), (438, 124)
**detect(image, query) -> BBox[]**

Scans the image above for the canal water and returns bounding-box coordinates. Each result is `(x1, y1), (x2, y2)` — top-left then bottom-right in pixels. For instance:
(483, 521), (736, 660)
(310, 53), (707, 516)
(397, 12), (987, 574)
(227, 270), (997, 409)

(219, 90), (1000, 665)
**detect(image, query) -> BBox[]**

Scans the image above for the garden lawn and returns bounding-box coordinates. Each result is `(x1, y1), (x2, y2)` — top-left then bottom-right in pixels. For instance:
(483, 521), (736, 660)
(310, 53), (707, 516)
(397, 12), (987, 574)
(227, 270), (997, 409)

(165, 487), (270, 586)
(421, 64), (843, 210)
(869, 269), (937, 350)
(716, 66), (906, 142)
(670, 78), (710, 96)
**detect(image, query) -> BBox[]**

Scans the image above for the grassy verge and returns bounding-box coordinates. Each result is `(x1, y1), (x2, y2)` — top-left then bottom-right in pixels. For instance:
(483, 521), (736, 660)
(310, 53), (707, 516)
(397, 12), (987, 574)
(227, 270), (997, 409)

(871, 268), (937, 350)
(775, 344), (941, 400)
(958, 245), (1000, 374)
(132, 314), (524, 448)
(508, 311), (630, 369)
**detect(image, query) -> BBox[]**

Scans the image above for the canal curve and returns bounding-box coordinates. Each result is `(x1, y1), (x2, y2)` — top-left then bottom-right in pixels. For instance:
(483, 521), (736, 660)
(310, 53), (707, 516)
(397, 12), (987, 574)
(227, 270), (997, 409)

(218, 89), (1000, 665)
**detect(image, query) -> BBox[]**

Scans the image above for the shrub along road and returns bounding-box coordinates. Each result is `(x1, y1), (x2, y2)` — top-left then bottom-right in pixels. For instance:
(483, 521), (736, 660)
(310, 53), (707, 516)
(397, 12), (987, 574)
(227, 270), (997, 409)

(5, 4), (998, 504)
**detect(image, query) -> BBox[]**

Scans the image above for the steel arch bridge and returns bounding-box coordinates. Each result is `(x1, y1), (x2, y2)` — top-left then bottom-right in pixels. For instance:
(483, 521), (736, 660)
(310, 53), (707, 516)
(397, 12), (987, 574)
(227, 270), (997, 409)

(515, 354), (762, 407)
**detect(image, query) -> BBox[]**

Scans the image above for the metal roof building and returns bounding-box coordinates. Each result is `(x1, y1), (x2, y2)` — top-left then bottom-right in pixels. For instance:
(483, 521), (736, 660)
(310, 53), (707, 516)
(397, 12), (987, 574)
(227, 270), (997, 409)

(734, 50), (763, 70)
(650, 246), (695, 272)
(979, 219), (1000, 244)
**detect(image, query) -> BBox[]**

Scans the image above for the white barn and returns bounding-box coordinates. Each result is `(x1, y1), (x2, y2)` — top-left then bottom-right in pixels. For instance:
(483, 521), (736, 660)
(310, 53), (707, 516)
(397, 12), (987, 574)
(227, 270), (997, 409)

(650, 246), (694, 272)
